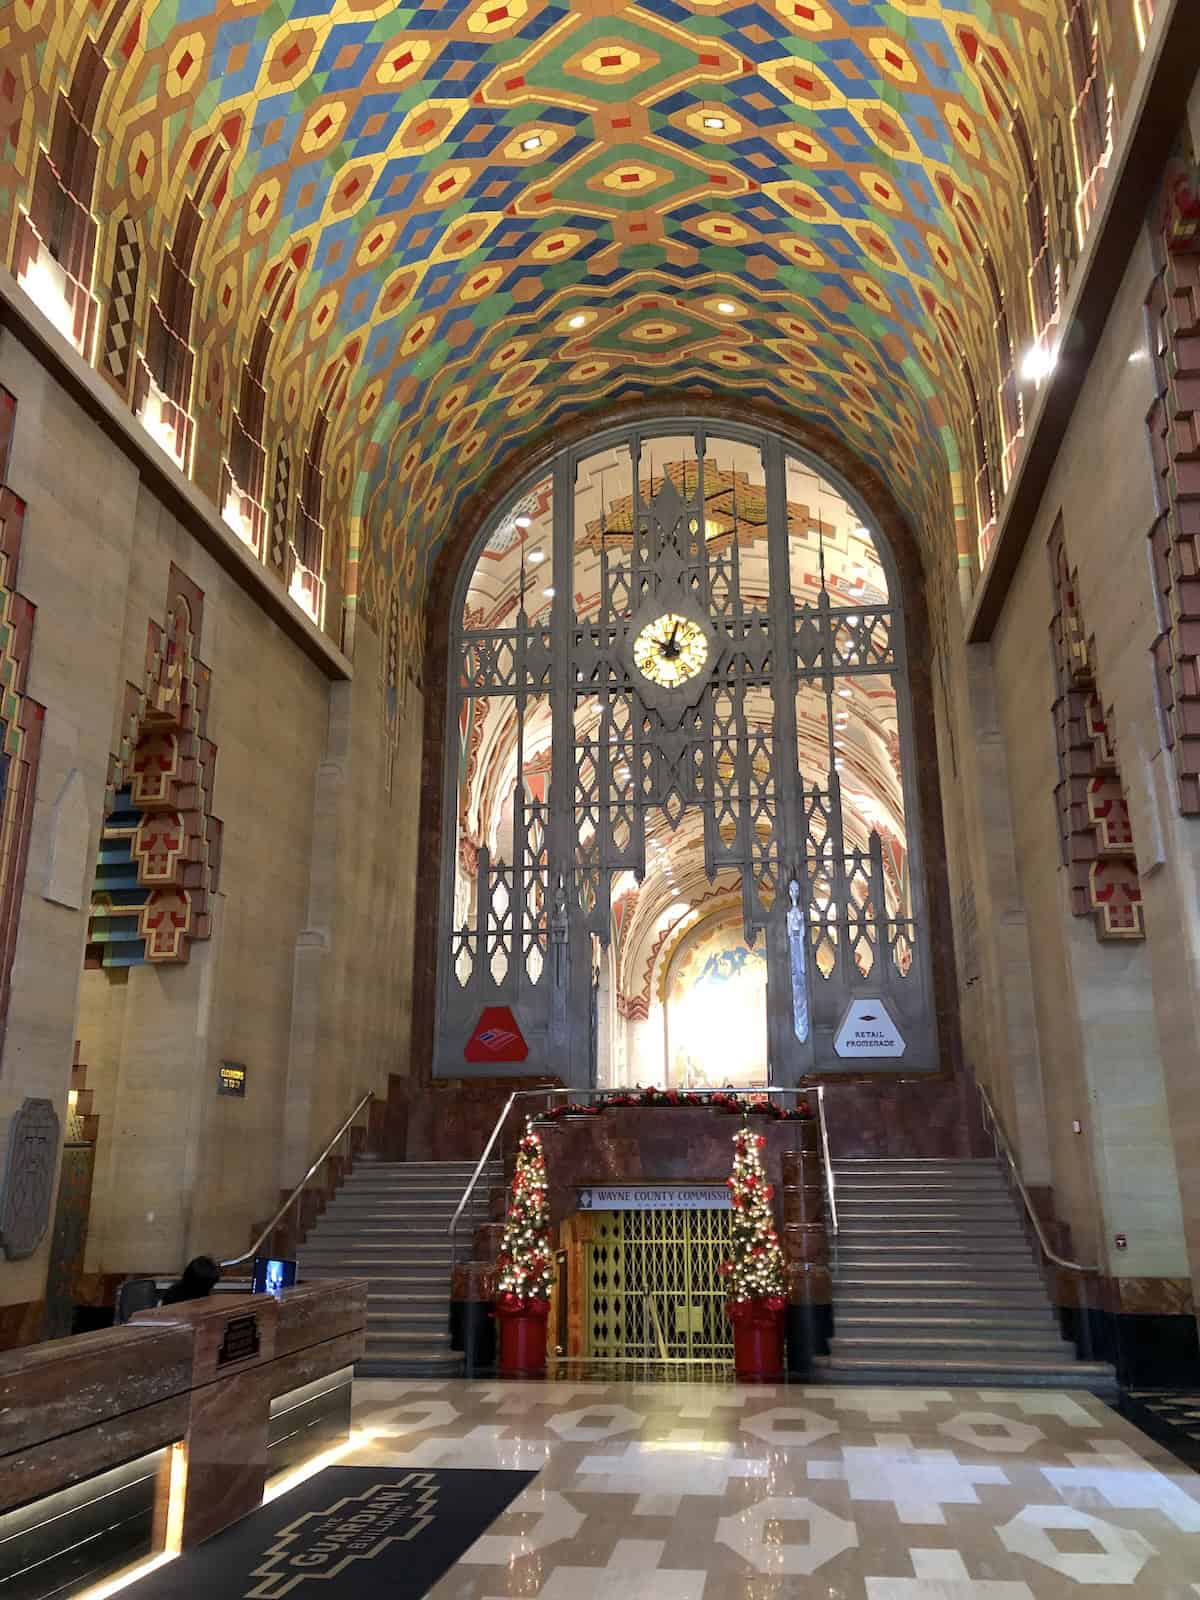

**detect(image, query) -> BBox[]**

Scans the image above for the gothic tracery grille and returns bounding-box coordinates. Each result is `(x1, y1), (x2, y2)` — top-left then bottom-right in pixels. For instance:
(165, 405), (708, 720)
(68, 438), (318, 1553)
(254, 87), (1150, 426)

(439, 423), (936, 1084)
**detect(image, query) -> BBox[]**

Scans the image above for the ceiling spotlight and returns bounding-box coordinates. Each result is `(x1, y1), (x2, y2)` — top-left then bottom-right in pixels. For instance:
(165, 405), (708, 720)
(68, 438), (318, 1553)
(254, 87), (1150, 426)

(527, 550), (545, 564)
(716, 299), (737, 315)
(854, 525), (870, 539)
(543, 586), (556, 598)
(567, 313), (588, 330)
(702, 115), (726, 131)
(1021, 342), (1056, 384)
(837, 687), (852, 698)
(515, 514), (532, 529)
(521, 134), (543, 152)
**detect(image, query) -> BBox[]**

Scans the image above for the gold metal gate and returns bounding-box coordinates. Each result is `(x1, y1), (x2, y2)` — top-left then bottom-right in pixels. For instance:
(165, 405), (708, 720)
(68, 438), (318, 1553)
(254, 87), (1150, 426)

(585, 1209), (734, 1362)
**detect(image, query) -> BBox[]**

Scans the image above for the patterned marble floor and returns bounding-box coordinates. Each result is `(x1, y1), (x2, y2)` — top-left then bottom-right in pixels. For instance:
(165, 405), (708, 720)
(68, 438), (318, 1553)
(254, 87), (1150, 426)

(345, 1378), (1200, 1598)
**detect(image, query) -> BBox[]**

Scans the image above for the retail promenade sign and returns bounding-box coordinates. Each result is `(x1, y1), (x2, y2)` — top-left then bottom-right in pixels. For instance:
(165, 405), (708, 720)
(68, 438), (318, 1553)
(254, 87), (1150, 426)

(577, 1185), (731, 1212)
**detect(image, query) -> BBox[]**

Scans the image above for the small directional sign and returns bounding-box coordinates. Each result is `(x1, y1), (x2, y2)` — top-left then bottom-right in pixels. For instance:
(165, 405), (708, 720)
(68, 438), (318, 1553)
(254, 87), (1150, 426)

(218, 1061), (247, 1097)
(833, 999), (906, 1059)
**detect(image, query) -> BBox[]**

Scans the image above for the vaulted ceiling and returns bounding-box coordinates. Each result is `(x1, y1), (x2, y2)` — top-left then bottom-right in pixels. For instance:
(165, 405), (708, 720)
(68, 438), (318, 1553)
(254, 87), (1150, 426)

(1, 2), (1147, 668)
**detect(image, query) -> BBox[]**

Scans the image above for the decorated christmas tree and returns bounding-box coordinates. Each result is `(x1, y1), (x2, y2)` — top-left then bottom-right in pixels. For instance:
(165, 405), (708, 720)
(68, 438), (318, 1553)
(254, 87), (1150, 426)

(721, 1124), (787, 1306)
(495, 1124), (553, 1309)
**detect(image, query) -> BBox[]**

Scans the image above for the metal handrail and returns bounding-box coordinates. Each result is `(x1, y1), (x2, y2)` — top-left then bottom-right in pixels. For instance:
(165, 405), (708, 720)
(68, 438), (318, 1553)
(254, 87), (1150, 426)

(221, 1090), (374, 1268)
(816, 1084), (838, 1236)
(448, 1085), (811, 1269)
(976, 1082), (1095, 1275)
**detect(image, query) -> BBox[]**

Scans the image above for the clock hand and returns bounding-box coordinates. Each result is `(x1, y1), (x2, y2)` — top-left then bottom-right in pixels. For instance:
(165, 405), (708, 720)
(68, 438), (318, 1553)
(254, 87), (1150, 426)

(661, 621), (681, 659)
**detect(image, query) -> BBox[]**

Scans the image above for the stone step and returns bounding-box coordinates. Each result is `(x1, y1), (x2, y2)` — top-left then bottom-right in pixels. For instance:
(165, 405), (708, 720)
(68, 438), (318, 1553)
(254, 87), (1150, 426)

(832, 1298), (1056, 1321)
(834, 1234), (1031, 1249)
(300, 1264), (452, 1284)
(836, 1309), (1058, 1332)
(833, 1254), (1041, 1272)
(838, 1164), (1011, 1177)
(831, 1329), (1074, 1357)
(331, 1191), (483, 1205)
(367, 1308), (449, 1329)
(348, 1162), (499, 1171)
(357, 1354), (464, 1378)
(838, 1203), (1024, 1209)
(302, 1239), (449, 1256)
(833, 1175), (1008, 1188)
(812, 1355), (1117, 1393)
(308, 1223), (454, 1241)
(365, 1327), (454, 1351)
(301, 1261), (447, 1279)
(834, 1274), (1046, 1294)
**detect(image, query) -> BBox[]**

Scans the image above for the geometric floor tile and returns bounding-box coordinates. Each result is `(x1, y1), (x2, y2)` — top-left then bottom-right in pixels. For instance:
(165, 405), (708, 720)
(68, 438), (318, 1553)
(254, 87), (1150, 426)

(340, 1378), (1200, 1598)
(867, 1548), (1036, 1597)
(996, 1504), (1157, 1584)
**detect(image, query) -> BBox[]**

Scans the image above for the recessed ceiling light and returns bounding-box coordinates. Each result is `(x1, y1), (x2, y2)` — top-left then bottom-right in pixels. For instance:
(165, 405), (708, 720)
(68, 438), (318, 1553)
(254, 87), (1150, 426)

(837, 687), (852, 698)
(521, 134), (543, 152)
(515, 514), (532, 529)
(527, 550), (545, 564)
(542, 586), (555, 598)
(702, 115), (726, 131)
(716, 299), (737, 314)
(854, 525), (870, 539)
(567, 313), (587, 329)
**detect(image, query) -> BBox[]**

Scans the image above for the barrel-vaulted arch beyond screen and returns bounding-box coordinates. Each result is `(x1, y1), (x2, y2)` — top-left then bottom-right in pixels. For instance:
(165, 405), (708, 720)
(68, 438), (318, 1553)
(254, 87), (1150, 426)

(436, 419), (938, 1088)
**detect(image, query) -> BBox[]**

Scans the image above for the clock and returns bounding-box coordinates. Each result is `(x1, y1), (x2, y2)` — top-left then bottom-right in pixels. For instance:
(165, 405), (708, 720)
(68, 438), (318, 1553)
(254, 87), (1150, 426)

(632, 612), (709, 688)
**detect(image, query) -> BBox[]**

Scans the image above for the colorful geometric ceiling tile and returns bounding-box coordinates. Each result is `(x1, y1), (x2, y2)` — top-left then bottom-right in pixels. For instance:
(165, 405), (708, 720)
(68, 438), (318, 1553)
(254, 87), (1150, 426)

(0, 0), (1151, 675)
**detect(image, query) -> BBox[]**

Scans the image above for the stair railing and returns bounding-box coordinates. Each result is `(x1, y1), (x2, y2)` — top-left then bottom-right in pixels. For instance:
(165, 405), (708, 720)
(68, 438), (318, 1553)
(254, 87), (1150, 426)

(976, 1081), (1099, 1362)
(447, 1086), (812, 1274)
(816, 1084), (838, 1239)
(221, 1089), (375, 1269)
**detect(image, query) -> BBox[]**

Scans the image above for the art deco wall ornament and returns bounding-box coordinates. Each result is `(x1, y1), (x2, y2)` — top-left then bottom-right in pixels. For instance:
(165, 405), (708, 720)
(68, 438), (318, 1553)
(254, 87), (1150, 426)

(0, 1096), (60, 1259)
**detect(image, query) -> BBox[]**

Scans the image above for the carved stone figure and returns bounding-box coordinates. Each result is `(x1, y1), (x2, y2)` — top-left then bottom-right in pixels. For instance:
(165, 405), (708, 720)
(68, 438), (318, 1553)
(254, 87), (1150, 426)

(0, 1096), (60, 1260)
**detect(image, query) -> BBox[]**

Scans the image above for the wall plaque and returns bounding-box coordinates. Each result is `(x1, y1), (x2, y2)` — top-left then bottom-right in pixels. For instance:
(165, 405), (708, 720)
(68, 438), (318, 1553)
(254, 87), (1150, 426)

(0, 1096), (60, 1260)
(217, 1313), (261, 1367)
(218, 1061), (247, 1097)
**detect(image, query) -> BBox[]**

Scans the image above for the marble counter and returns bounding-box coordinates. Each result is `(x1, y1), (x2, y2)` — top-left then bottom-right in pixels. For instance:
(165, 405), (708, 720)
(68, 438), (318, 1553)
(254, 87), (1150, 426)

(0, 1279), (367, 1551)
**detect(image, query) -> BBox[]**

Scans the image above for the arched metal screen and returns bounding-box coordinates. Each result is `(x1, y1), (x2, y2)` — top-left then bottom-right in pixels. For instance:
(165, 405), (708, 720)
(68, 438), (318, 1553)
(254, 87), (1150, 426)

(439, 421), (936, 1086)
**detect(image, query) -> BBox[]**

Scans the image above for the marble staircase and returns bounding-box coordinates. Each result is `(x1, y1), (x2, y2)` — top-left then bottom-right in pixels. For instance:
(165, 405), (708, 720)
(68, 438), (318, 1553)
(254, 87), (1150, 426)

(298, 1158), (500, 1376)
(815, 1158), (1117, 1392)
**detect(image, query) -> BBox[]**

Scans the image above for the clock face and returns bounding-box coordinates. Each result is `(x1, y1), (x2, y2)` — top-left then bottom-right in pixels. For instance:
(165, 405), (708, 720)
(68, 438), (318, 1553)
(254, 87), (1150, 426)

(632, 612), (709, 689)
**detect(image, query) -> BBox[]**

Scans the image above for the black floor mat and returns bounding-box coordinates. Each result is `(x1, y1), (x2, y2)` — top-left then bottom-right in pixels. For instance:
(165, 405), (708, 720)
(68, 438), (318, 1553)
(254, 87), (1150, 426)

(126, 1466), (537, 1599)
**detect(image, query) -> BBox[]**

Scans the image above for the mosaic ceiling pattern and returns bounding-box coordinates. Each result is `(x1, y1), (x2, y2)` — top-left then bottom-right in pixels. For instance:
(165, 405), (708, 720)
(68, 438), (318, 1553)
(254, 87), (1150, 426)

(1, 1), (1147, 667)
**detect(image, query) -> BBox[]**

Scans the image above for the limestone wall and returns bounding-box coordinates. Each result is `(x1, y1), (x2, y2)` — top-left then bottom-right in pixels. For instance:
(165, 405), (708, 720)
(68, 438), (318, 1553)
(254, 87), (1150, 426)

(0, 330), (418, 1326)
(949, 222), (1194, 1299)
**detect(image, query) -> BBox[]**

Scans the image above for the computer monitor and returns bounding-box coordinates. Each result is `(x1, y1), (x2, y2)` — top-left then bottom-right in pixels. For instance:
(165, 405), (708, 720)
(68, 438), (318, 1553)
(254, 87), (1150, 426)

(251, 1256), (297, 1297)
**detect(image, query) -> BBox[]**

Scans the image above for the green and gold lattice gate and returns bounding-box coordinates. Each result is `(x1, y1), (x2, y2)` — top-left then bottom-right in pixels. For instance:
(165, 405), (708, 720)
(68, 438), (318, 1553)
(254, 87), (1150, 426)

(585, 1209), (734, 1362)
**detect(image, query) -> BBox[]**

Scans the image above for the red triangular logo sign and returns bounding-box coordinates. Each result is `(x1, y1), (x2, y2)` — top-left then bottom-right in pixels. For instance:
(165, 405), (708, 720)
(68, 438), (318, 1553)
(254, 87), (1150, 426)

(465, 1006), (528, 1063)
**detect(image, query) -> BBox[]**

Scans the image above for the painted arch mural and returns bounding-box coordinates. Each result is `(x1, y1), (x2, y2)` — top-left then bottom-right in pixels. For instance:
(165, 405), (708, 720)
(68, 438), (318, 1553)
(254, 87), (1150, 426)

(0, 0), (1155, 678)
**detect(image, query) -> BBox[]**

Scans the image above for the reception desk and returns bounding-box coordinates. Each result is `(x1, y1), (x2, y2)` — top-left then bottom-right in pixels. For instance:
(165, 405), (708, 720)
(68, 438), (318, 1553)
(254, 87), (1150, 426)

(0, 1279), (367, 1597)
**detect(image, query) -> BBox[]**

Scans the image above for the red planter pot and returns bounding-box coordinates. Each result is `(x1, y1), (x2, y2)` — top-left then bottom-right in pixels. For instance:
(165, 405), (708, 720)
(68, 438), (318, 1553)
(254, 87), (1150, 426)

(495, 1298), (550, 1376)
(727, 1299), (785, 1382)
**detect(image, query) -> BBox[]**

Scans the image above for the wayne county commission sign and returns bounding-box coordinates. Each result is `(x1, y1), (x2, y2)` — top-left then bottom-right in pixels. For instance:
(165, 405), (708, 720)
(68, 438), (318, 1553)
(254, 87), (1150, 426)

(577, 1185), (732, 1212)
